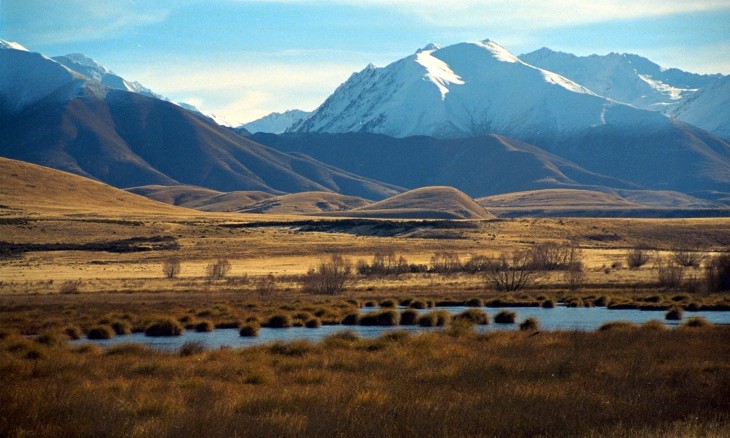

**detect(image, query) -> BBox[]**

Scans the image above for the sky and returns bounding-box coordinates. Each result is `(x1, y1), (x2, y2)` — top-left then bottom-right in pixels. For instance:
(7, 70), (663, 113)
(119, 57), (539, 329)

(2, 0), (729, 125)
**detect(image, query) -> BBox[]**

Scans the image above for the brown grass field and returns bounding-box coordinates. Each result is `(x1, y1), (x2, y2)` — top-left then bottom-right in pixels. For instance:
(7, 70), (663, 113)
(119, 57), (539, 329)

(1, 158), (730, 436)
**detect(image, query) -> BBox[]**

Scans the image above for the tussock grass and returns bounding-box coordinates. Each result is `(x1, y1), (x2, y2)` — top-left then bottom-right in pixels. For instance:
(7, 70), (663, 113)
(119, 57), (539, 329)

(239, 323), (260, 337)
(145, 318), (184, 337)
(87, 325), (115, 340)
(682, 316), (714, 328)
(599, 321), (637, 331)
(453, 309), (489, 325)
(494, 310), (517, 324)
(519, 317), (540, 332)
(341, 312), (360, 325)
(195, 320), (215, 332)
(305, 318), (322, 328)
(418, 310), (451, 327)
(665, 307), (684, 321)
(399, 309), (420, 325)
(179, 340), (206, 357)
(265, 314), (293, 328)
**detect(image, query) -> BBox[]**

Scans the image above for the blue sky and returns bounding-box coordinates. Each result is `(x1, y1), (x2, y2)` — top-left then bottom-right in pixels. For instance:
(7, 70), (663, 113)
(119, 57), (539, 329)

(2, 0), (729, 124)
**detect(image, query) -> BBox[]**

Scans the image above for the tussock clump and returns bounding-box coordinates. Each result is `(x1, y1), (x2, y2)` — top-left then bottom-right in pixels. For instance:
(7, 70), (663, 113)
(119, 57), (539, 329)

(378, 330), (411, 343)
(453, 309), (489, 325)
(541, 299), (555, 308)
(494, 310), (517, 324)
(239, 323), (260, 337)
(665, 307), (684, 321)
(409, 299), (430, 309)
(359, 310), (400, 326)
(145, 318), (184, 337)
(265, 314), (292, 329)
(110, 320), (132, 335)
(105, 343), (151, 356)
(341, 312), (360, 325)
(71, 343), (102, 355)
(682, 317), (713, 328)
(269, 340), (315, 357)
(36, 332), (68, 347)
(418, 310), (451, 327)
(87, 325), (115, 340)
(305, 318), (322, 328)
(322, 330), (360, 348)
(519, 317), (540, 332)
(214, 320), (241, 329)
(195, 320), (215, 332)
(179, 340), (206, 357)
(465, 298), (484, 307)
(598, 321), (636, 331)
(641, 320), (667, 331)
(399, 309), (420, 326)
(64, 326), (82, 340)
(379, 298), (398, 308)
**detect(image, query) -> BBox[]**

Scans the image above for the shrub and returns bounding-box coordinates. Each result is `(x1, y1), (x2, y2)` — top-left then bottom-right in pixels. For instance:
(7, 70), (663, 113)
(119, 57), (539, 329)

(418, 310), (451, 327)
(671, 249), (706, 268)
(266, 314), (292, 328)
(485, 250), (537, 292)
(519, 317), (540, 332)
(429, 251), (462, 274)
(494, 310), (517, 324)
(87, 325), (115, 340)
(206, 258), (232, 279)
(626, 247), (651, 269)
(145, 318), (184, 337)
(657, 258), (685, 289)
(453, 309), (489, 325)
(195, 320), (215, 332)
(59, 280), (81, 294)
(704, 254), (730, 293)
(528, 241), (575, 270)
(682, 317), (713, 328)
(564, 260), (586, 291)
(239, 323), (260, 337)
(179, 340), (206, 357)
(665, 307), (684, 321)
(358, 250), (409, 276)
(300, 255), (352, 295)
(162, 257), (181, 278)
(255, 273), (276, 297)
(304, 318), (322, 328)
(399, 309), (420, 325)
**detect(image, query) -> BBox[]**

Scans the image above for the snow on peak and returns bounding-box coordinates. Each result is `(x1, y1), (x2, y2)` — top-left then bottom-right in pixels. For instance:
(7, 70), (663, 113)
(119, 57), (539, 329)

(417, 43), (441, 53)
(61, 53), (109, 73)
(0, 40), (29, 51)
(415, 49), (464, 99)
(473, 39), (519, 63)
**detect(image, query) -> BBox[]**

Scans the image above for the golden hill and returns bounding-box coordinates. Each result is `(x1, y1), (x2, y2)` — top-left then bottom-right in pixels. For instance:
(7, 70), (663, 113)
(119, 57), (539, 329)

(239, 192), (371, 215)
(346, 186), (494, 219)
(126, 185), (274, 212)
(0, 158), (194, 216)
(478, 189), (638, 209)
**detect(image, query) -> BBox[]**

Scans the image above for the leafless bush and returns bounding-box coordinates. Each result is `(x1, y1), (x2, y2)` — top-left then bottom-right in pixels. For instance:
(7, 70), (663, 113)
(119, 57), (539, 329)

(463, 255), (496, 274)
(161, 257), (181, 279)
(657, 258), (685, 289)
(430, 252), (462, 274)
(704, 254), (730, 293)
(563, 243), (586, 290)
(300, 255), (352, 295)
(206, 258), (231, 279)
(626, 247), (652, 269)
(256, 273), (276, 297)
(357, 250), (409, 276)
(528, 241), (573, 270)
(671, 249), (706, 268)
(485, 250), (537, 292)
(59, 280), (81, 294)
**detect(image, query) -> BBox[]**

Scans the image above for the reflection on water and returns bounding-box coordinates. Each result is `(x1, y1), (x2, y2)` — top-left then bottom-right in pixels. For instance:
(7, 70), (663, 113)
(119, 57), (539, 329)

(75, 305), (730, 351)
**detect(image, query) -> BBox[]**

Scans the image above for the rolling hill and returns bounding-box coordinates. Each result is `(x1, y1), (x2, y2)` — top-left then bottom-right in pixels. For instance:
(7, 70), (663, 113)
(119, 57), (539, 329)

(125, 185), (274, 212)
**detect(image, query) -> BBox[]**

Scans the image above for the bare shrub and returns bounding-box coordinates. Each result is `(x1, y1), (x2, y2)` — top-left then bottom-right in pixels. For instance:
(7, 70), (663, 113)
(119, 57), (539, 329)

(626, 247), (651, 269)
(300, 255), (352, 295)
(704, 254), (730, 293)
(357, 250), (409, 276)
(671, 249), (706, 268)
(206, 259), (231, 279)
(463, 255), (495, 274)
(59, 280), (81, 294)
(256, 273), (276, 297)
(528, 241), (573, 270)
(430, 252), (462, 274)
(162, 257), (181, 278)
(485, 250), (537, 292)
(562, 243), (585, 290)
(657, 258), (685, 289)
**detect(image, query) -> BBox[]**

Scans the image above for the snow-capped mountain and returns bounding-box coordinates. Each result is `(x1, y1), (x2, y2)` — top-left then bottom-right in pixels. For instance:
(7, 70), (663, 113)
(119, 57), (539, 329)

(293, 39), (668, 140)
(240, 109), (313, 134)
(519, 48), (720, 112)
(669, 75), (730, 140)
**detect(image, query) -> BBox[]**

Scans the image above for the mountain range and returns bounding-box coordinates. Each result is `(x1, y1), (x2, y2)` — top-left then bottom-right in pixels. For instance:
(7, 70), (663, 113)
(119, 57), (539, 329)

(1, 38), (729, 216)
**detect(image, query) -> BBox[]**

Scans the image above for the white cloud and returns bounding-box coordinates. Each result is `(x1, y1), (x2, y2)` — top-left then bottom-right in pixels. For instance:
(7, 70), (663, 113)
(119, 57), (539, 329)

(242, 0), (730, 29)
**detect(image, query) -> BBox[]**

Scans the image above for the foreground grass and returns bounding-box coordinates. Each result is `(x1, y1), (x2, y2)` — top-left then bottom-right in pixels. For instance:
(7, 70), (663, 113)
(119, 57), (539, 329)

(1, 326), (729, 437)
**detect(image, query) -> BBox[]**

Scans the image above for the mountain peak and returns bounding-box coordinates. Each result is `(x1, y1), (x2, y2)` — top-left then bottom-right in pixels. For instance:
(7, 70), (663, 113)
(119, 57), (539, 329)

(0, 40), (29, 52)
(416, 43), (441, 53)
(59, 53), (109, 73)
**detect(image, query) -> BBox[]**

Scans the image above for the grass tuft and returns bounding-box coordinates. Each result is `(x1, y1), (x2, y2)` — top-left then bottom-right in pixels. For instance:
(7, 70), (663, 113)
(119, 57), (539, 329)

(87, 325), (115, 340)
(519, 317), (540, 332)
(145, 318), (184, 337)
(494, 310), (517, 324)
